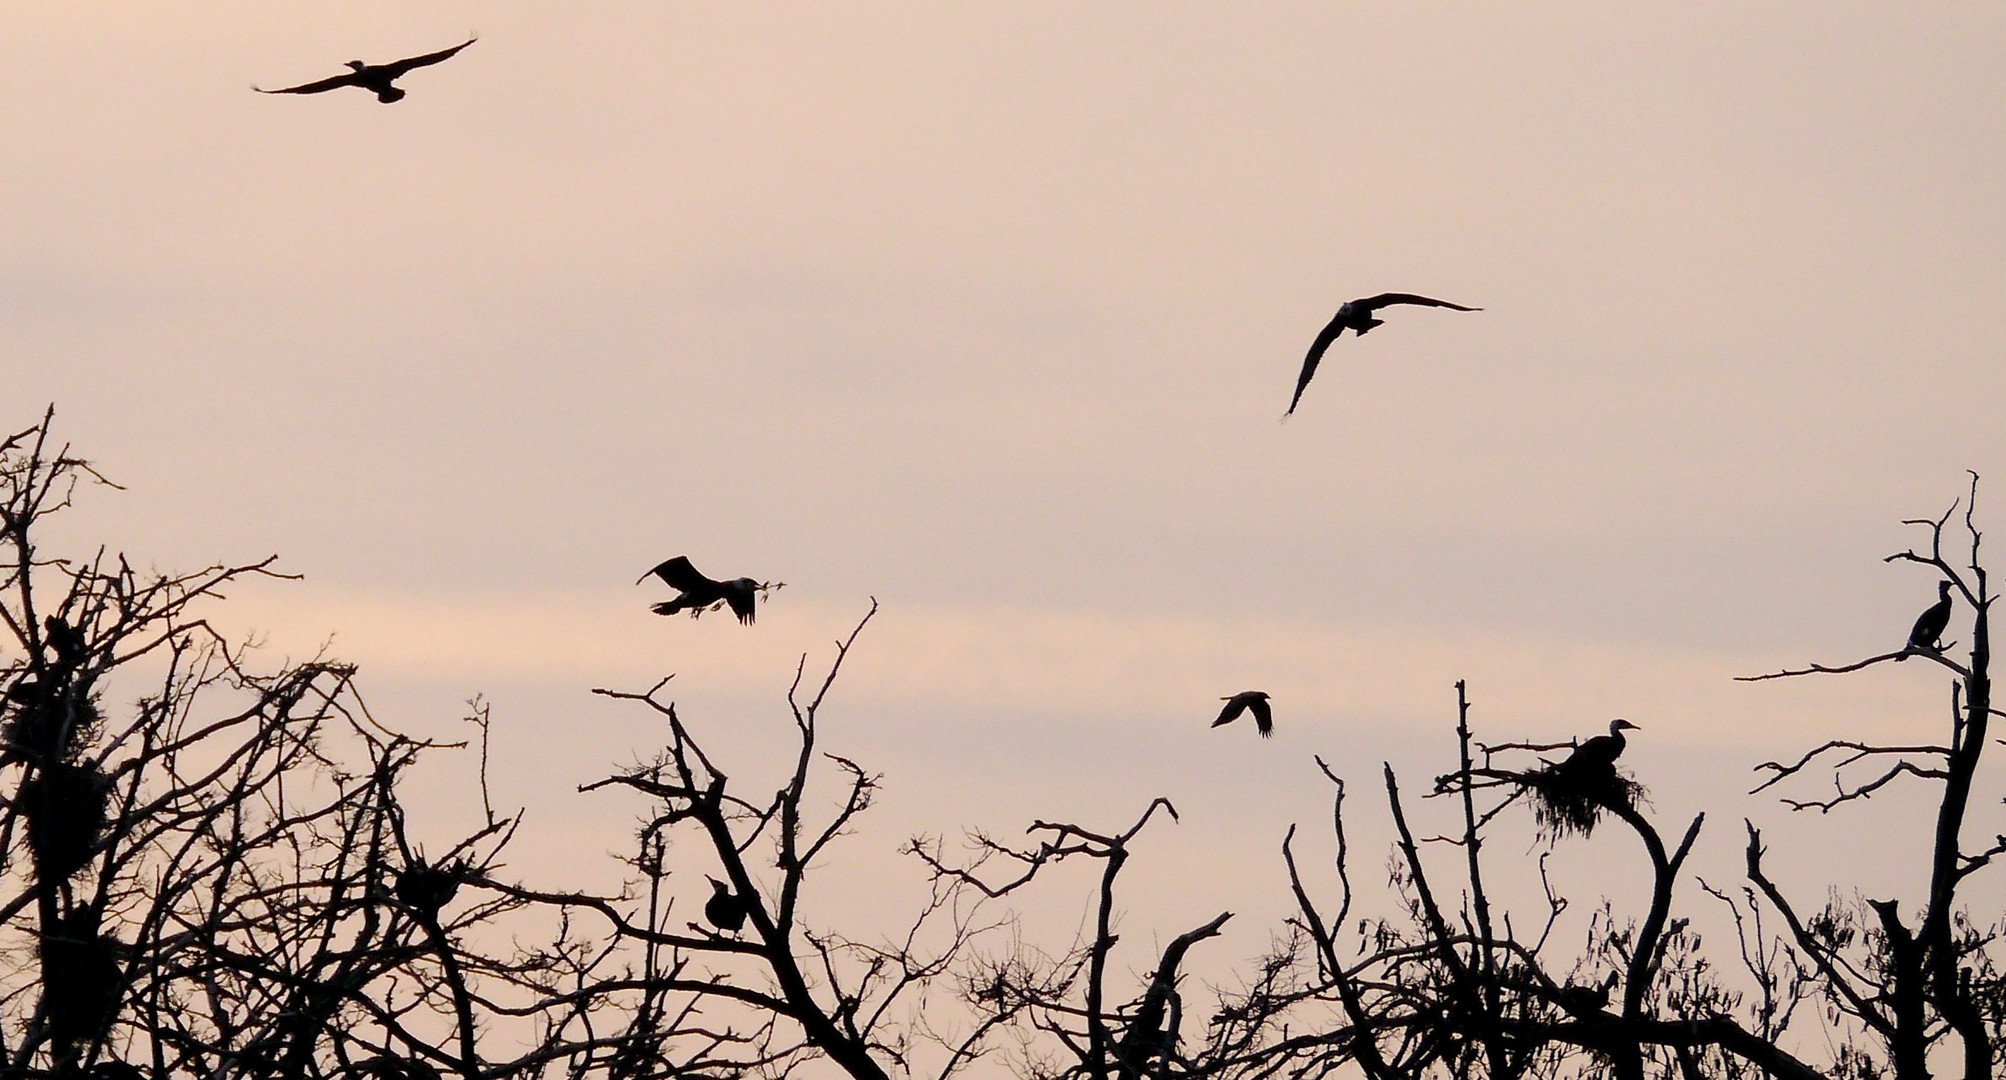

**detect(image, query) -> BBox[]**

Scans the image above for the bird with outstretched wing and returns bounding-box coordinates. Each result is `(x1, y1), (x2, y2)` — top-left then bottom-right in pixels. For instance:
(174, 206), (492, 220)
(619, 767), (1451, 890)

(1287, 292), (1480, 416)
(256, 37), (477, 103)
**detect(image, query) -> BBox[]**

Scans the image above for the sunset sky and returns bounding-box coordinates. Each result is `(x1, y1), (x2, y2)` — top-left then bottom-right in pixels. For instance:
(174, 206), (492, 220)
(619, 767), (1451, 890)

(8, 4), (2005, 969)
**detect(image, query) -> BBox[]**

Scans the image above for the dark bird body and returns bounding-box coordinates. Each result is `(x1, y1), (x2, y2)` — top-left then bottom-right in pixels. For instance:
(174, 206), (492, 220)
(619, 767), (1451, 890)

(1557, 718), (1638, 777)
(1901, 581), (1954, 660)
(1212, 691), (1273, 737)
(44, 616), (87, 669)
(256, 38), (476, 103)
(1528, 719), (1643, 838)
(1287, 293), (1481, 415)
(704, 877), (749, 933)
(639, 556), (765, 624)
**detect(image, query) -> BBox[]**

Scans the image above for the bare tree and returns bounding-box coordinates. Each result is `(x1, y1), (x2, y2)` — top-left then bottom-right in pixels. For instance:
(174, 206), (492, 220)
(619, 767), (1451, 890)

(1739, 477), (2006, 1080)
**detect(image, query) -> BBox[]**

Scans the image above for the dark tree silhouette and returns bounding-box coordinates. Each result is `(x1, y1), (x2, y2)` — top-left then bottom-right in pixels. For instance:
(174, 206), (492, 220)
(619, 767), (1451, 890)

(8, 405), (2003, 1080)
(1738, 477), (2006, 1080)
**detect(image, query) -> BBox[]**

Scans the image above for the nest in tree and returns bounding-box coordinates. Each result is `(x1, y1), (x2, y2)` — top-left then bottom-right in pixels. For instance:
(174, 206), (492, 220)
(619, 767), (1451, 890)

(5, 680), (101, 765)
(1523, 762), (1644, 839)
(348, 1057), (444, 1080)
(396, 859), (468, 922)
(25, 761), (111, 884)
(41, 909), (125, 1055)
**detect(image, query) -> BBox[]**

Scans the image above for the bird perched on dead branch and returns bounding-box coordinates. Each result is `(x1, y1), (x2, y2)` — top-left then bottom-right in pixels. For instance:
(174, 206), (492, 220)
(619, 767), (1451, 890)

(1287, 292), (1481, 415)
(255, 37), (477, 103)
(1526, 720), (1643, 838)
(1212, 691), (1273, 737)
(1899, 580), (1954, 660)
(704, 877), (750, 933)
(44, 615), (87, 670)
(638, 556), (774, 624)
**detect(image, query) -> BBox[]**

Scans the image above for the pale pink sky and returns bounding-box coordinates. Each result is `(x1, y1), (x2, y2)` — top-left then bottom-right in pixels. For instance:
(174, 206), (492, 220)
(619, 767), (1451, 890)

(6, 1), (2004, 1023)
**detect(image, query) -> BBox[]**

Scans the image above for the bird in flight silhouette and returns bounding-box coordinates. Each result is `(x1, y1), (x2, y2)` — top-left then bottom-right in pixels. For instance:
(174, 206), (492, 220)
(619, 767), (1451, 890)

(1900, 580), (1954, 660)
(255, 37), (477, 103)
(638, 556), (769, 624)
(1287, 293), (1481, 415)
(1212, 691), (1273, 737)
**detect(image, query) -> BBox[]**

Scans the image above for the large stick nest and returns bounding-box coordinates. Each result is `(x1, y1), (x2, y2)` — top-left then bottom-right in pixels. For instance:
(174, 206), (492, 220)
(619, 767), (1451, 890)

(1523, 762), (1644, 840)
(25, 761), (111, 884)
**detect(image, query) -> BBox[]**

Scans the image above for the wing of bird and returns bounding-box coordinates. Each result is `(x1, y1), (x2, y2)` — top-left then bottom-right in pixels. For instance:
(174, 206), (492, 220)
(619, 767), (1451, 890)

(639, 556), (712, 589)
(1355, 293), (1482, 313)
(380, 37), (477, 77)
(726, 589), (757, 625)
(1286, 315), (1346, 415)
(1248, 696), (1273, 737)
(1212, 697), (1249, 727)
(254, 72), (364, 95)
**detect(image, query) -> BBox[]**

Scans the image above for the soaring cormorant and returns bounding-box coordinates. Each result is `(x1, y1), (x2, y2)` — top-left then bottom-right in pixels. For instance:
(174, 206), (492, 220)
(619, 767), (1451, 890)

(1212, 691), (1273, 737)
(1900, 581), (1954, 660)
(255, 38), (477, 103)
(704, 877), (749, 933)
(638, 556), (765, 624)
(1287, 293), (1481, 415)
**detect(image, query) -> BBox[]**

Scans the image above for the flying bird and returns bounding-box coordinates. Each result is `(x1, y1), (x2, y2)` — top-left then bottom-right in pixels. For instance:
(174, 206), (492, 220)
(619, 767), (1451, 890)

(1212, 691), (1273, 737)
(255, 37), (477, 103)
(704, 877), (750, 933)
(1287, 293), (1481, 415)
(1900, 581), (1954, 660)
(638, 556), (768, 624)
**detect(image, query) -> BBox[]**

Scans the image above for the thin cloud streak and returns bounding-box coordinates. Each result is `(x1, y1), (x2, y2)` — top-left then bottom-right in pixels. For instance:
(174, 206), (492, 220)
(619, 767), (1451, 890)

(216, 585), (1928, 749)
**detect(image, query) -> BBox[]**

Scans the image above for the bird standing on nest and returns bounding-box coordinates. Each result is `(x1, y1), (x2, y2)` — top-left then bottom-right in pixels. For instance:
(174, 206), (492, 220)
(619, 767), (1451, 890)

(1899, 581), (1954, 660)
(1556, 718), (1638, 777)
(1526, 719), (1644, 838)
(1287, 292), (1481, 415)
(1212, 691), (1273, 738)
(638, 556), (770, 624)
(255, 38), (477, 103)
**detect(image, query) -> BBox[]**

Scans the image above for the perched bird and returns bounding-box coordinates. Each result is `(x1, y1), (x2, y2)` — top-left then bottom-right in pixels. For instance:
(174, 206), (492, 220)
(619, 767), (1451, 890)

(1527, 719), (1643, 837)
(638, 556), (766, 624)
(1212, 691), (1273, 737)
(1557, 719), (1638, 776)
(1900, 581), (1954, 660)
(1287, 293), (1481, 415)
(43, 616), (87, 669)
(704, 877), (750, 933)
(255, 37), (477, 103)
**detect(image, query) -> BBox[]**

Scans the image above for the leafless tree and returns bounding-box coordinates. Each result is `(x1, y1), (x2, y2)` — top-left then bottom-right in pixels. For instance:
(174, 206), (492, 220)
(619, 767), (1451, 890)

(11, 403), (2003, 1080)
(1738, 477), (2006, 1080)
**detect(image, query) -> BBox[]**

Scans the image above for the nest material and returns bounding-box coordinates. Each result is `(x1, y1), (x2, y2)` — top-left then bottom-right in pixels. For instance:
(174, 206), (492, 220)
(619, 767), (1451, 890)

(25, 762), (111, 884)
(348, 1057), (444, 1080)
(395, 860), (466, 922)
(6, 683), (102, 765)
(1524, 762), (1644, 839)
(42, 911), (125, 1054)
